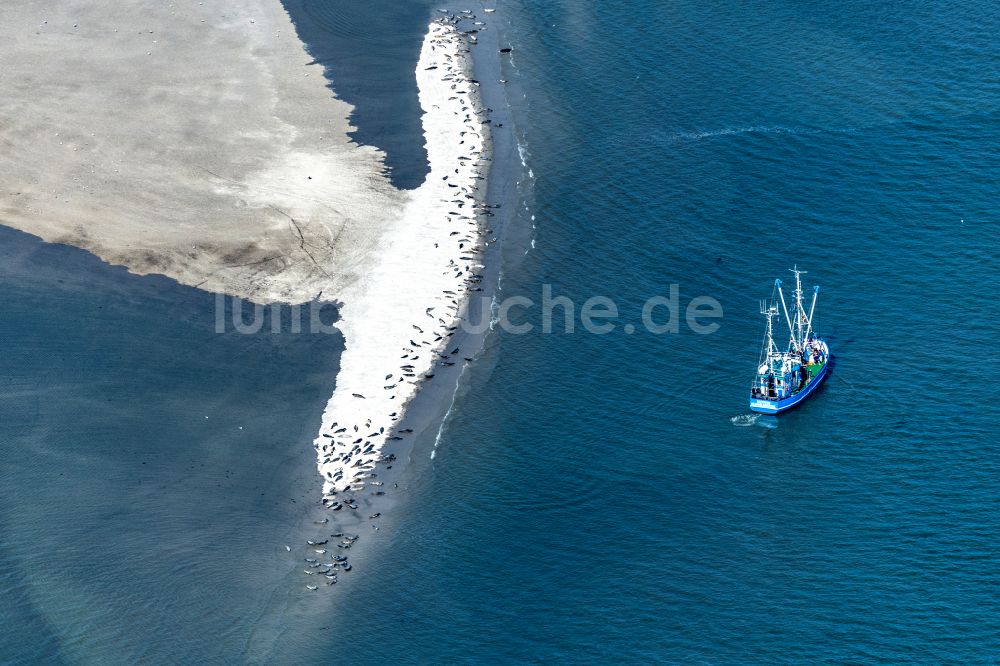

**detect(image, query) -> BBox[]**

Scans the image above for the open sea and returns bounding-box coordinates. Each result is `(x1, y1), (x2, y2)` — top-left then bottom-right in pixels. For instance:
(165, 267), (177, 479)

(3, 0), (1000, 663)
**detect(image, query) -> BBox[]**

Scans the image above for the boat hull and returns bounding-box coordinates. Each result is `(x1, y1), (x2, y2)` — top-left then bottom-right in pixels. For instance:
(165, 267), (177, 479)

(749, 361), (829, 414)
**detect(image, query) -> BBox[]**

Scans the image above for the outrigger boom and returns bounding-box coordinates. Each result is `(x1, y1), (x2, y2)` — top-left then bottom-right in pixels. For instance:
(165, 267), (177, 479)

(749, 267), (830, 414)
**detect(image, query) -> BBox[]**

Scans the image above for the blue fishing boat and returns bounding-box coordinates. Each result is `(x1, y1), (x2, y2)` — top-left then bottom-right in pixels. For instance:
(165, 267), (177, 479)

(749, 267), (830, 414)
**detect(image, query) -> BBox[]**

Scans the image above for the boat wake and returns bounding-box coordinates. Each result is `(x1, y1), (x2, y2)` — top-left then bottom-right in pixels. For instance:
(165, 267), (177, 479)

(662, 124), (858, 144)
(730, 414), (760, 427)
(674, 125), (797, 141)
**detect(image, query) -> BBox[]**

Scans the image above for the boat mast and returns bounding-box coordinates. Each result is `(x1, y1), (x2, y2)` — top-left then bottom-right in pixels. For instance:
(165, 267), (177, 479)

(791, 266), (807, 352)
(774, 279), (800, 354)
(753, 301), (779, 391)
(803, 285), (819, 344)
(763, 301), (779, 358)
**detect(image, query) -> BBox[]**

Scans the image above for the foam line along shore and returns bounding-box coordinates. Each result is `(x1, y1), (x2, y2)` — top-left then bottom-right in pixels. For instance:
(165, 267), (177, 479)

(310, 16), (493, 504)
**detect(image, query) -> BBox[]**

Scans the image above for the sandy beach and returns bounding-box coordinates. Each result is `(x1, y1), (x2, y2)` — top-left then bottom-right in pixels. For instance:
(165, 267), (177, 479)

(311, 18), (490, 497)
(1, 3), (493, 500)
(0, 0), (403, 304)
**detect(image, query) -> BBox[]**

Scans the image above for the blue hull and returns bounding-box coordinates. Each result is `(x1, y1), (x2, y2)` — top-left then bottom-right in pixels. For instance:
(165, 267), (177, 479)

(749, 361), (829, 414)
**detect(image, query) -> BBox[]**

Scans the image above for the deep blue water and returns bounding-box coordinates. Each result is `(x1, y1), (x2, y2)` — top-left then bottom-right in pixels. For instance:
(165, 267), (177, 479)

(321, 1), (1000, 663)
(3, 0), (1000, 663)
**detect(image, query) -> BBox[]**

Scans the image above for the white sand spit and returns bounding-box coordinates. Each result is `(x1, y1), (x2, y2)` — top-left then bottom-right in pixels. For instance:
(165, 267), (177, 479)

(0, 4), (490, 498)
(312, 21), (489, 495)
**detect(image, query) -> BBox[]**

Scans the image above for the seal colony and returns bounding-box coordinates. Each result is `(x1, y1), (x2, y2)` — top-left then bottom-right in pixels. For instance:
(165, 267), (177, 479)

(0, 0), (499, 588)
(312, 14), (492, 501)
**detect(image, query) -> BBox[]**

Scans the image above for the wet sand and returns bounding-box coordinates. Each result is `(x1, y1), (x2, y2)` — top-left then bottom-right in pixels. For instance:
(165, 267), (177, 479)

(0, 0), (402, 304)
(1, 3), (493, 494)
(2, 2), (518, 596)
